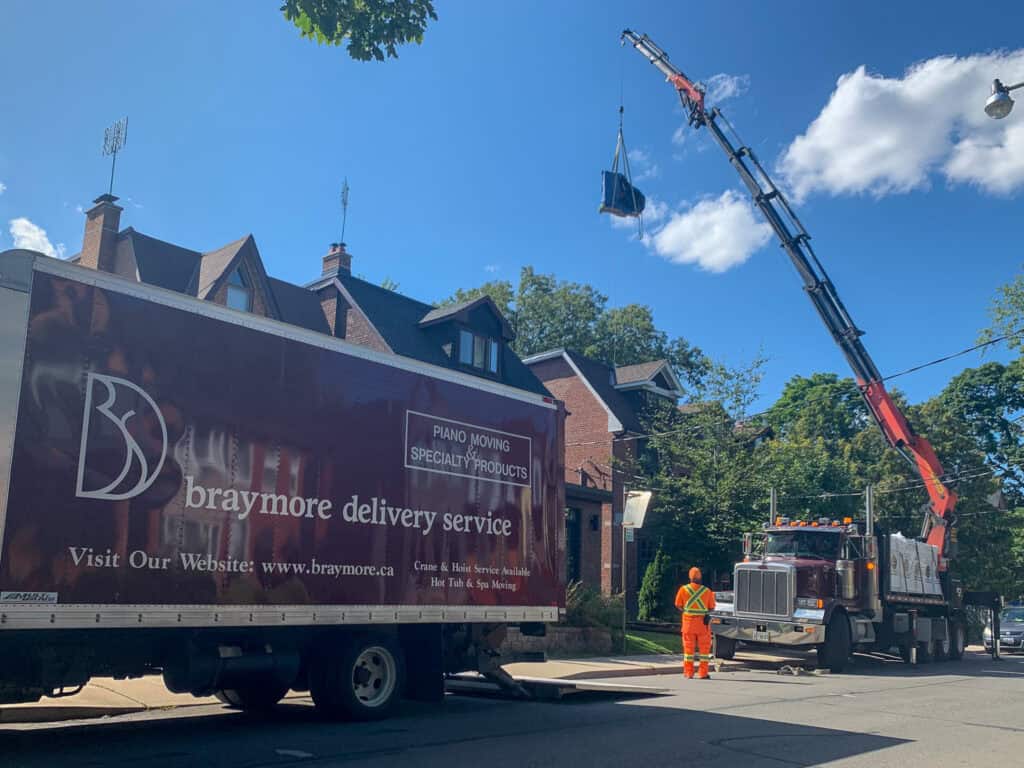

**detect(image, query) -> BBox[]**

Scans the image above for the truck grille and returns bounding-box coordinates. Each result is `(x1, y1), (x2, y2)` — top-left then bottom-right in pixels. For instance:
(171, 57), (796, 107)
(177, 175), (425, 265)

(735, 566), (793, 618)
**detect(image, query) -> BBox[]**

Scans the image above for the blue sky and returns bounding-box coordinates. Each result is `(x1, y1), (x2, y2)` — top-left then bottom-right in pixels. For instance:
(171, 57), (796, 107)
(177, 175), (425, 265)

(1, 0), (1022, 410)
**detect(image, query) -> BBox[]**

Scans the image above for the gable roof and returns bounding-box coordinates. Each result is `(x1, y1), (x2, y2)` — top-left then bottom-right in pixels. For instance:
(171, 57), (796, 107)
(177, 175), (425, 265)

(197, 235), (250, 299)
(419, 295), (514, 340)
(613, 358), (684, 396)
(615, 360), (667, 385)
(523, 349), (642, 433)
(197, 234), (281, 320)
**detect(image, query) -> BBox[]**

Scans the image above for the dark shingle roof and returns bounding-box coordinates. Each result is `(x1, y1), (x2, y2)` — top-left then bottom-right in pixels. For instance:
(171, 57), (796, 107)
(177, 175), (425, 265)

(338, 274), (436, 359)
(121, 229), (202, 294)
(419, 295), (514, 339)
(337, 274), (548, 396)
(562, 350), (643, 433)
(268, 277), (331, 335)
(86, 228), (548, 397)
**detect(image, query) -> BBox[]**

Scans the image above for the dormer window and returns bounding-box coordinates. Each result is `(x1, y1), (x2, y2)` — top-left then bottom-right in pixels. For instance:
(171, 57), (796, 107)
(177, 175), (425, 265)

(226, 268), (252, 312)
(459, 329), (499, 374)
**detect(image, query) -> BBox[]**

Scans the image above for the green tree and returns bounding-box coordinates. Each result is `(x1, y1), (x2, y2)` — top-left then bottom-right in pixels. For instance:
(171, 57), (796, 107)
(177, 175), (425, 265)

(630, 356), (768, 579)
(281, 0), (437, 61)
(637, 545), (674, 621)
(981, 267), (1024, 354)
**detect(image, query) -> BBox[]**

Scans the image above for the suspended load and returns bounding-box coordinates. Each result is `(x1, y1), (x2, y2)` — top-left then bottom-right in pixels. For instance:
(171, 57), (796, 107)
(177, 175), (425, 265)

(599, 107), (646, 220)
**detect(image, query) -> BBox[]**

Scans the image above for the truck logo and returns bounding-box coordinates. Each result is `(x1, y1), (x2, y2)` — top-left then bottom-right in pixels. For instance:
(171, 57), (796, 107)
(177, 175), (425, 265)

(75, 373), (168, 501)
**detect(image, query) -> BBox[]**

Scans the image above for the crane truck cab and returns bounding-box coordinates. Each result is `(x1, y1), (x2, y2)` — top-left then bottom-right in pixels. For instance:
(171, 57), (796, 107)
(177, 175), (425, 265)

(710, 513), (966, 673)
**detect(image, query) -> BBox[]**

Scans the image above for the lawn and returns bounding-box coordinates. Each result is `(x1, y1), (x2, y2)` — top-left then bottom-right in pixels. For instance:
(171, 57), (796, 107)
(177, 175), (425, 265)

(624, 629), (680, 655)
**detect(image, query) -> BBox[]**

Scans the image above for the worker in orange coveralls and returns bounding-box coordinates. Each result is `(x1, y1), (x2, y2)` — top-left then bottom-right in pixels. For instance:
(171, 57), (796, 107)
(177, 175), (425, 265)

(675, 566), (716, 679)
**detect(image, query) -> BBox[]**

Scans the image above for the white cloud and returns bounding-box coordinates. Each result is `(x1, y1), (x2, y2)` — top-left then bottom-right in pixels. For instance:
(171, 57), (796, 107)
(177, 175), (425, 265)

(484, 264), (499, 273)
(648, 191), (772, 273)
(627, 148), (660, 181)
(0, 181), (6, 195)
(705, 73), (750, 104)
(780, 51), (1024, 199)
(9, 217), (62, 258)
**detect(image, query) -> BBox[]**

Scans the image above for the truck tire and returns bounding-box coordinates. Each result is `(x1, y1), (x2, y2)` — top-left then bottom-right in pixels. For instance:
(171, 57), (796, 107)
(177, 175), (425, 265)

(817, 613), (852, 673)
(948, 620), (965, 661)
(714, 636), (737, 661)
(214, 682), (289, 712)
(310, 633), (405, 721)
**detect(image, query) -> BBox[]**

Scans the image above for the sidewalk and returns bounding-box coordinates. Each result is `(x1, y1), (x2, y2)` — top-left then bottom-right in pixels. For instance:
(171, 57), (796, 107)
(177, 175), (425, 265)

(505, 654), (685, 680)
(3, 651), (792, 724)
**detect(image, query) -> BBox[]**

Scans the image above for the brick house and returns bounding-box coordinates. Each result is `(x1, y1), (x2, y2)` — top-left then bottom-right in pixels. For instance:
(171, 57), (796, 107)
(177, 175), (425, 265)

(522, 349), (684, 615)
(69, 193), (547, 398)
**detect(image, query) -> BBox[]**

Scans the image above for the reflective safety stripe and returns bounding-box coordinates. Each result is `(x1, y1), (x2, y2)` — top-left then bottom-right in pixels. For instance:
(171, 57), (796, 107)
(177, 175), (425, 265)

(682, 584), (711, 615)
(682, 653), (695, 661)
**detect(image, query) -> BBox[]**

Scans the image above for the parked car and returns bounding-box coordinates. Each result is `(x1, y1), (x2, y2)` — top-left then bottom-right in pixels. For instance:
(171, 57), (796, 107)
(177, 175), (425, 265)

(983, 607), (1024, 653)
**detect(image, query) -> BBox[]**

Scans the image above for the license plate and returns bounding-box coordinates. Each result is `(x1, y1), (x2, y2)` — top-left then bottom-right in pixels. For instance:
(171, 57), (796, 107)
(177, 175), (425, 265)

(754, 630), (770, 642)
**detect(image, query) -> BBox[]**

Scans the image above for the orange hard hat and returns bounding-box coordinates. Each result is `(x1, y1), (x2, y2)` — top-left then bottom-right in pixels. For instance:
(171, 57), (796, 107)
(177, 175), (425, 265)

(688, 566), (702, 582)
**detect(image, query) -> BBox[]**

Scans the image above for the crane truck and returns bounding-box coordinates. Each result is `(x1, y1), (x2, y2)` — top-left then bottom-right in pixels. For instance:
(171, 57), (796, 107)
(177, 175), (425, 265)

(622, 30), (1002, 671)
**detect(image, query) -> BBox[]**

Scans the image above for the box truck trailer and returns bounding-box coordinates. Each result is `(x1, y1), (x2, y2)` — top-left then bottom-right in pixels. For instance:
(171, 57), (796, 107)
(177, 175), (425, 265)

(0, 248), (565, 719)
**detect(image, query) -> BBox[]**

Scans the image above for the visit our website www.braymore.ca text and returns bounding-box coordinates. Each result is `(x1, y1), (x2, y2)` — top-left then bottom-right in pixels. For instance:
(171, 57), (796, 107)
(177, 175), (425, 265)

(66, 546), (394, 577)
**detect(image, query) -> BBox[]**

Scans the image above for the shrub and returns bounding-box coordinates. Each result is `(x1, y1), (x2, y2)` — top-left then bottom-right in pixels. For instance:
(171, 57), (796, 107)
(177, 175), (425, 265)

(565, 581), (623, 629)
(638, 546), (674, 622)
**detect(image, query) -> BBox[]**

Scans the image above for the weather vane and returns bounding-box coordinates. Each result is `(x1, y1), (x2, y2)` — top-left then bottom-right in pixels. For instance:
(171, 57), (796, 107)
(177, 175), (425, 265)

(340, 178), (350, 244)
(102, 117), (128, 197)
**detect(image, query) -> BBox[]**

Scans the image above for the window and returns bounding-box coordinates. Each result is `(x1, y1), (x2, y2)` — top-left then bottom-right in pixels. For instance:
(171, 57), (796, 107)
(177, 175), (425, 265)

(488, 340), (499, 373)
(458, 330), (474, 365)
(226, 268), (251, 312)
(458, 330), (500, 374)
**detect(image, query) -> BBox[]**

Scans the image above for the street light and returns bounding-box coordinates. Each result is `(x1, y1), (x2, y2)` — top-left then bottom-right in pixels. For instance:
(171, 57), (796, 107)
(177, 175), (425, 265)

(985, 78), (1023, 119)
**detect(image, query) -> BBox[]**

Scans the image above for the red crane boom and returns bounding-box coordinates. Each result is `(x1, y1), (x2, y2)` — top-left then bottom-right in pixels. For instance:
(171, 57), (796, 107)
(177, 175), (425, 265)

(621, 30), (957, 567)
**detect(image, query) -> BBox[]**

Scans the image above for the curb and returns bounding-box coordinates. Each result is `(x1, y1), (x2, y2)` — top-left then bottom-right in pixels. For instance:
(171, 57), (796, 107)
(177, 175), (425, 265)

(559, 664), (682, 680)
(0, 704), (148, 724)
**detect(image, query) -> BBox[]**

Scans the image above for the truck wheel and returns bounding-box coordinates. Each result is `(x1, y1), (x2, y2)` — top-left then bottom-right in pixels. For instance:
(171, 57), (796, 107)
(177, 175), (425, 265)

(714, 636), (737, 661)
(948, 620), (965, 661)
(310, 634), (405, 721)
(214, 682), (289, 712)
(817, 614), (851, 673)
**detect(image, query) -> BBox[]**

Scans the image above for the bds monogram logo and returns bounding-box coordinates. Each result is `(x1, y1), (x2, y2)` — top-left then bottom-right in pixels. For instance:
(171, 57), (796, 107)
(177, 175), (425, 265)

(75, 373), (169, 501)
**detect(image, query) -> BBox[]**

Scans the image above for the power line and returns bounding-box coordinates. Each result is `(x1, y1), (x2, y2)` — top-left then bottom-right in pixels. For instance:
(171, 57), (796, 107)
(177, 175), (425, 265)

(564, 327), (1024, 448)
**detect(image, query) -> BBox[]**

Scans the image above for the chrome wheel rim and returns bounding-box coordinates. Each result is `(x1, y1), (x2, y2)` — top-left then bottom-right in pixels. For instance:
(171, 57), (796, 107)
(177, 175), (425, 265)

(351, 645), (397, 708)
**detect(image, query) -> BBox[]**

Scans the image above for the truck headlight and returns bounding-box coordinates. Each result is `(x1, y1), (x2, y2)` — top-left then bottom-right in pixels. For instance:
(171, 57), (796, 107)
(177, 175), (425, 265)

(796, 597), (824, 609)
(983, 626), (992, 640)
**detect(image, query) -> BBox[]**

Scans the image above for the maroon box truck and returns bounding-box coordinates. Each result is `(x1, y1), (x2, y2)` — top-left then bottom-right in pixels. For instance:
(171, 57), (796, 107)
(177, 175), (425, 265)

(0, 249), (565, 719)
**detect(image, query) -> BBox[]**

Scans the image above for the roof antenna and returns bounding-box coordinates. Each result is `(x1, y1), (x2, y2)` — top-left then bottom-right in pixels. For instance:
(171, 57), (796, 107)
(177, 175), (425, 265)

(102, 117), (128, 197)
(340, 178), (350, 246)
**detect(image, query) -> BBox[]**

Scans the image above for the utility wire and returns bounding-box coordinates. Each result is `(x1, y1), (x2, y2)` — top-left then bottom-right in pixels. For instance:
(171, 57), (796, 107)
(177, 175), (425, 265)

(564, 327), (1024, 448)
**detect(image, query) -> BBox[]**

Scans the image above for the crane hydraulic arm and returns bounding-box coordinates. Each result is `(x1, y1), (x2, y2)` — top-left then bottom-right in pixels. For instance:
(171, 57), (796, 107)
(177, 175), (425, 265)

(622, 30), (957, 566)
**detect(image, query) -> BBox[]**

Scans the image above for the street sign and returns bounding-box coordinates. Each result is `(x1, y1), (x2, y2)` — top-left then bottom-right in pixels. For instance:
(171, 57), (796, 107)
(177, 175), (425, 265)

(624, 527), (635, 543)
(623, 490), (652, 529)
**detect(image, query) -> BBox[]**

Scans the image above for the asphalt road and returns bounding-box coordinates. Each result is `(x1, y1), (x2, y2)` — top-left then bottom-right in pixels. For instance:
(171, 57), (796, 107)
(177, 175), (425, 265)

(3, 650), (1022, 768)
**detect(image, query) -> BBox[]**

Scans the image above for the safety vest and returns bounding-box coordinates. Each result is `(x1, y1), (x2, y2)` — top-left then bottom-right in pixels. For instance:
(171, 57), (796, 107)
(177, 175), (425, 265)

(681, 584), (711, 616)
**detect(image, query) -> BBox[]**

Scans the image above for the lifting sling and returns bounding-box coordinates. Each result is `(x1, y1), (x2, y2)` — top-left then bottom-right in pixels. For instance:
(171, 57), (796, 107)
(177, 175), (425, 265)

(599, 107), (646, 228)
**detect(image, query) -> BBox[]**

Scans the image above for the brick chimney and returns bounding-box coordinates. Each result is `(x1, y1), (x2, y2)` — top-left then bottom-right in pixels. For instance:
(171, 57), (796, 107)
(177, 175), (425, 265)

(79, 193), (123, 272)
(322, 242), (351, 277)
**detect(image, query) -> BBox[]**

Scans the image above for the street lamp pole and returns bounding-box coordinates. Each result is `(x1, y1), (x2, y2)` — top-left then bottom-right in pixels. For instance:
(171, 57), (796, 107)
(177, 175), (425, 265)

(985, 78), (1024, 119)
